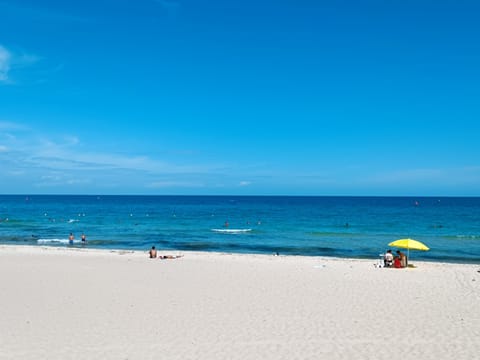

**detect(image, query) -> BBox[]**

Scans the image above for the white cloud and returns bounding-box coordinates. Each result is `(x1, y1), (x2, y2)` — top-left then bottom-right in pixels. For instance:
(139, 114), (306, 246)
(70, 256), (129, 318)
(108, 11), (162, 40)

(0, 45), (11, 82)
(0, 122), (237, 193)
(12, 52), (42, 68)
(0, 123), (219, 192)
(0, 45), (41, 84)
(7, 170), (25, 176)
(239, 181), (251, 186)
(40, 174), (62, 182)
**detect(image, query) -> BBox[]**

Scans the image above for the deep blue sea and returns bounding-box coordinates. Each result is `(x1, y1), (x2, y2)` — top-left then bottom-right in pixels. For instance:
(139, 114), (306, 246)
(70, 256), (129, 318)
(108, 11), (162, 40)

(1, 195), (479, 263)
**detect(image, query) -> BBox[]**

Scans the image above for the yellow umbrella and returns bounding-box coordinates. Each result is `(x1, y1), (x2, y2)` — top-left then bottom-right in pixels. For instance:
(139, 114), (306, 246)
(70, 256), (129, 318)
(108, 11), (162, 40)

(388, 238), (429, 267)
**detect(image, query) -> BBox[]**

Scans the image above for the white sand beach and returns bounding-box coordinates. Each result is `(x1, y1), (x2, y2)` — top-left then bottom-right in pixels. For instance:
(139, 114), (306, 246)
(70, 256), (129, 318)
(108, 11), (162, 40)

(1, 245), (479, 360)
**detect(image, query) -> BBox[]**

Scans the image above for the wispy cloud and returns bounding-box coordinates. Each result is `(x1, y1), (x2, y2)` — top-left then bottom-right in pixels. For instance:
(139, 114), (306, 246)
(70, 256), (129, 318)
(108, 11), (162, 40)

(366, 166), (480, 190)
(11, 52), (41, 68)
(0, 45), (40, 84)
(372, 168), (446, 183)
(0, 45), (11, 82)
(0, 122), (220, 191)
(36, 173), (92, 188)
(0, 1), (91, 23)
(27, 137), (169, 173)
(0, 120), (30, 131)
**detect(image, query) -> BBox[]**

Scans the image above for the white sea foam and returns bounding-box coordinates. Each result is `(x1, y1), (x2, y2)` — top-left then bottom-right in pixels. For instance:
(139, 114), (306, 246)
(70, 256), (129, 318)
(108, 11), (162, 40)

(37, 238), (80, 244)
(211, 229), (252, 234)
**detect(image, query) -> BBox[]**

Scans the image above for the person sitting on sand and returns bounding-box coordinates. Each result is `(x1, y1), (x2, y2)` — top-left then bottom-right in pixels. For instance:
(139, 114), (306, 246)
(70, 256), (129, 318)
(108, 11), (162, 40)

(397, 250), (407, 268)
(393, 255), (402, 268)
(149, 246), (157, 258)
(384, 250), (394, 267)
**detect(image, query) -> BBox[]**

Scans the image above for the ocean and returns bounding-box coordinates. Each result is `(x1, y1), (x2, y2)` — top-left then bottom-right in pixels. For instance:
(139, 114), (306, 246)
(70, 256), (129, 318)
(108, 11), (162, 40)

(0, 195), (479, 263)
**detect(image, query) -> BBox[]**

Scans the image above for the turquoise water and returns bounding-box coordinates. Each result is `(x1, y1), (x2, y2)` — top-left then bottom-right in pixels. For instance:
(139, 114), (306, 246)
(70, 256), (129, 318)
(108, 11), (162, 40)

(0, 195), (479, 263)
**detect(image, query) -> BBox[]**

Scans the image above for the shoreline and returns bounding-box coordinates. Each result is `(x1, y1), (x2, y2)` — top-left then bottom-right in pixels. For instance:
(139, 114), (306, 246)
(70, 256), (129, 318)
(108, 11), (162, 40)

(1, 243), (479, 266)
(1, 245), (479, 359)
(2, 195), (479, 264)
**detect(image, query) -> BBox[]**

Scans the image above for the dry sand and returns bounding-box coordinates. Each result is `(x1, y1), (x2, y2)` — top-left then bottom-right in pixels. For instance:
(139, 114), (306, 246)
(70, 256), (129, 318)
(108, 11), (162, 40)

(1, 245), (479, 360)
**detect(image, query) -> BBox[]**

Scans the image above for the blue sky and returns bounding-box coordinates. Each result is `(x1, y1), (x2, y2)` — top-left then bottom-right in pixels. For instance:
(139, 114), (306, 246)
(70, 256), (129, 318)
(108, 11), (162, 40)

(1, 0), (479, 195)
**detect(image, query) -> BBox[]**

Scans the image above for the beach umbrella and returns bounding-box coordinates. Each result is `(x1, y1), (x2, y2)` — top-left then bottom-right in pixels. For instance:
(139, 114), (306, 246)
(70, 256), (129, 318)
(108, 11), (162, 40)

(388, 238), (429, 267)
